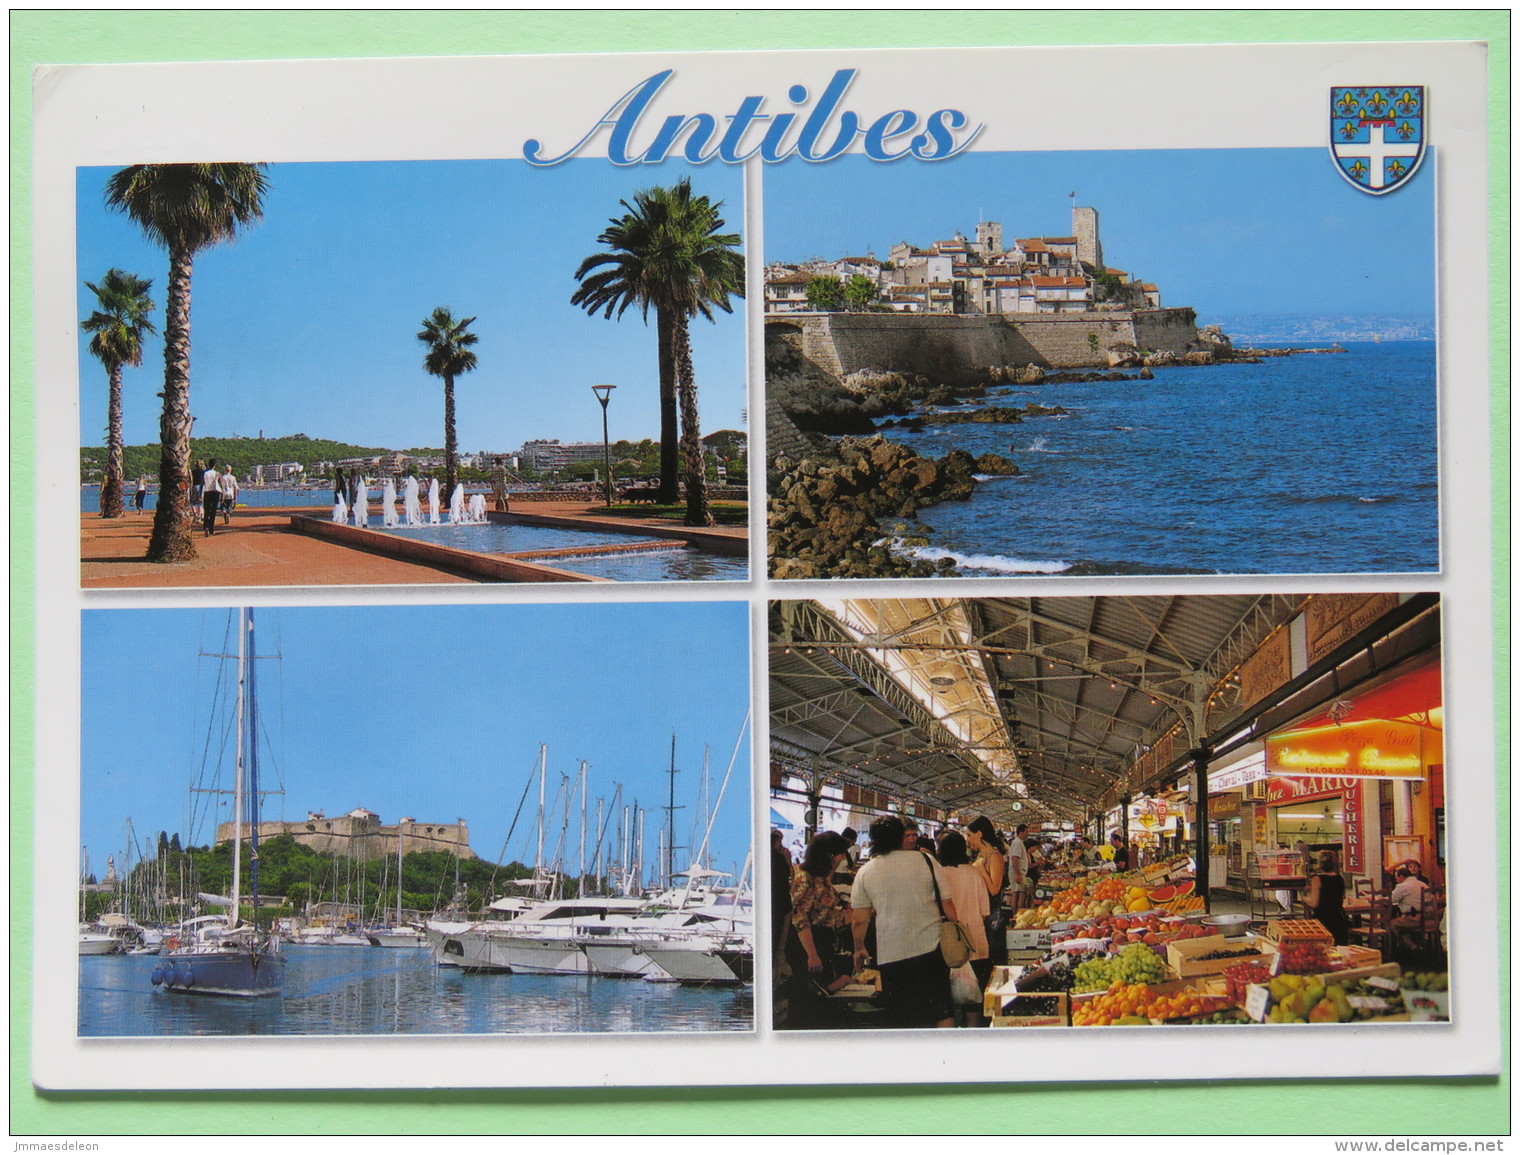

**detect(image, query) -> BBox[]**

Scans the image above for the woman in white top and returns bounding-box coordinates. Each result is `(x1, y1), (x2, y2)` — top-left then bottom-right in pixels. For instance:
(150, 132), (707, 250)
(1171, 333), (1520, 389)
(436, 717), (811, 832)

(936, 830), (991, 1024)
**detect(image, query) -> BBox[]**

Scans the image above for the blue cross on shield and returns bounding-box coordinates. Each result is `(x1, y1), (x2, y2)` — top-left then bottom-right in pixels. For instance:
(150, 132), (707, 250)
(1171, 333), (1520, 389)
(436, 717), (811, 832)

(1330, 87), (1426, 195)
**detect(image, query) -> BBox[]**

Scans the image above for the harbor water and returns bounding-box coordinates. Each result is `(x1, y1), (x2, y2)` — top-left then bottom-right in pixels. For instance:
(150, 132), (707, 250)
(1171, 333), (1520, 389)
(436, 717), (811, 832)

(882, 341), (1438, 576)
(79, 945), (753, 1037)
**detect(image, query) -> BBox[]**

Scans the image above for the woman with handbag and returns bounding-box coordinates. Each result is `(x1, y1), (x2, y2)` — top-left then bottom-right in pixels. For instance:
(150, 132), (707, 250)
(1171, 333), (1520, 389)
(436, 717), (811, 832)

(849, 815), (958, 1029)
(966, 815), (1009, 964)
(937, 831), (992, 1026)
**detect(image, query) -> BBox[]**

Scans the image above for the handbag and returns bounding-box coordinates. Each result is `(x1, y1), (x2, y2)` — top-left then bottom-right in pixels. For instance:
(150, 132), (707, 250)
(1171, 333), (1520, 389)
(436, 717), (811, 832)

(922, 852), (974, 968)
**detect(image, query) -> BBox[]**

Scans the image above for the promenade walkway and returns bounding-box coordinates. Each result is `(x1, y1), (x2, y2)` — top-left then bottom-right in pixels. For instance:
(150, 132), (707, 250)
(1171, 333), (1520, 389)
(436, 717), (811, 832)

(79, 500), (748, 589)
(80, 510), (474, 588)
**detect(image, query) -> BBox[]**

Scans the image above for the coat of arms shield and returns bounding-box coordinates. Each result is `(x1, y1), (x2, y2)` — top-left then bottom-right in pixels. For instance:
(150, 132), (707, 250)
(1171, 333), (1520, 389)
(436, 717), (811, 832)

(1330, 87), (1426, 195)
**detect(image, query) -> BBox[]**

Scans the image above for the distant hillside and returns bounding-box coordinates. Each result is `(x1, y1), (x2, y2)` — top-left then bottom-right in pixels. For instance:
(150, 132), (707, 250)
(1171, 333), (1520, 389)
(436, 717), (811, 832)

(80, 434), (442, 483)
(1209, 314), (1436, 343)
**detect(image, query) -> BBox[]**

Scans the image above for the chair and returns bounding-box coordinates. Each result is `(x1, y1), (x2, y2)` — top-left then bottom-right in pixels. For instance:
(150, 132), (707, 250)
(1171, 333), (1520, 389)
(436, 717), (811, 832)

(1417, 889), (1447, 954)
(1353, 877), (1375, 900)
(1348, 895), (1395, 955)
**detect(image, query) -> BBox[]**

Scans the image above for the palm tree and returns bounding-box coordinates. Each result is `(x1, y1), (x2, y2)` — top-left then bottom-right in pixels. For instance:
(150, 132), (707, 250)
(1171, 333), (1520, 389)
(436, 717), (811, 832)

(571, 178), (744, 524)
(417, 307), (480, 499)
(80, 268), (157, 518)
(103, 163), (269, 561)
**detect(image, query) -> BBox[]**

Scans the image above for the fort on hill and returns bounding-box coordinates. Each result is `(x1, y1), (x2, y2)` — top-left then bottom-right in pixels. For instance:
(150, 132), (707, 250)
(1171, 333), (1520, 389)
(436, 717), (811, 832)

(216, 807), (476, 862)
(763, 205), (1228, 379)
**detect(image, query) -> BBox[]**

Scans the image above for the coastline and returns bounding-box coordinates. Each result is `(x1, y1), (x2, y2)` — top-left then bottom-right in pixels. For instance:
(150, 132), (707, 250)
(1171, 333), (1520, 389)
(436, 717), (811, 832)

(767, 340), (1359, 579)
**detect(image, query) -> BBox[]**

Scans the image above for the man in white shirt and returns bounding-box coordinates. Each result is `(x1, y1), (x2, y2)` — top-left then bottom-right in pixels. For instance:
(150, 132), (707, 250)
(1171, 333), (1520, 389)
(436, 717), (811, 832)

(1390, 866), (1429, 916)
(850, 815), (957, 1029)
(200, 463), (221, 536)
(1007, 823), (1030, 910)
(216, 464), (238, 525)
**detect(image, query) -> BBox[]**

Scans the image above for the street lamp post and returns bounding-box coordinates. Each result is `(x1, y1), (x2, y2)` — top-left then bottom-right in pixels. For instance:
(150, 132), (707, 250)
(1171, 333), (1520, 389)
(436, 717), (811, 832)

(591, 384), (616, 508)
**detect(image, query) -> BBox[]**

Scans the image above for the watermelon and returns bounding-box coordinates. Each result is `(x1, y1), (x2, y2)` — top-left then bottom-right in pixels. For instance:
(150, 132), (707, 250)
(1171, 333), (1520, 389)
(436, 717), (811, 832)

(1148, 885), (1177, 903)
(1172, 880), (1195, 898)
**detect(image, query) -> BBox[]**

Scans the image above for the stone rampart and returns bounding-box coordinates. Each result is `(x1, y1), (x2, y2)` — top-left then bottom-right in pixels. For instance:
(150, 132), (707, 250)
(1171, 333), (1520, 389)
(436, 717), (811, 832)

(769, 308), (1204, 377)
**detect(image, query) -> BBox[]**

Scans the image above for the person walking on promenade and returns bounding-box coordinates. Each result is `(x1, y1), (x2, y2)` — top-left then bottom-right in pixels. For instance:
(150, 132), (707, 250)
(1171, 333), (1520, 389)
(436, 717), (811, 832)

(200, 462), (222, 536)
(133, 475), (147, 513)
(217, 464), (238, 525)
(333, 466), (346, 506)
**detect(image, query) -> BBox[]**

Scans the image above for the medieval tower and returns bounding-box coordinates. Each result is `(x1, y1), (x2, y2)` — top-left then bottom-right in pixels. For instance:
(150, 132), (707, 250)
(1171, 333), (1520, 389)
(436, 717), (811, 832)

(1072, 205), (1103, 270)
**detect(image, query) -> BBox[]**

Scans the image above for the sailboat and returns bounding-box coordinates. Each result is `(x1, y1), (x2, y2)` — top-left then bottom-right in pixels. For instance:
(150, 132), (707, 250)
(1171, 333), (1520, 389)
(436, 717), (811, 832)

(151, 609), (286, 998)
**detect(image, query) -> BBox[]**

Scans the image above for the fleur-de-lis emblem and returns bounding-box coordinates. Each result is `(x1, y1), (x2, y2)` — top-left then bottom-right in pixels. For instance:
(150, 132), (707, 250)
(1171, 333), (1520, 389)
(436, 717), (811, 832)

(1336, 91), (1362, 116)
(1395, 120), (1415, 140)
(1365, 90), (1389, 115)
(1387, 158), (1408, 179)
(1348, 159), (1369, 180)
(1340, 121), (1361, 140)
(1394, 90), (1419, 114)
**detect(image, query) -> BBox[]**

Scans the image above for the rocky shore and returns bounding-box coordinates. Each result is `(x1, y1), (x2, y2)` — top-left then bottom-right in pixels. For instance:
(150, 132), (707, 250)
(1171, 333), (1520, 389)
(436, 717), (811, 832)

(764, 320), (1341, 578)
(768, 437), (1020, 579)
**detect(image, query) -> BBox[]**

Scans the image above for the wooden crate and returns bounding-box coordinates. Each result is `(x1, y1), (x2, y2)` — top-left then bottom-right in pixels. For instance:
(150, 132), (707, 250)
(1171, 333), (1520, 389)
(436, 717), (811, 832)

(1321, 961), (1401, 986)
(988, 992), (1069, 1028)
(1334, 944), (1383, 969)
(1167, 935), (1274, 979)
(1263, 918), (1334, 947)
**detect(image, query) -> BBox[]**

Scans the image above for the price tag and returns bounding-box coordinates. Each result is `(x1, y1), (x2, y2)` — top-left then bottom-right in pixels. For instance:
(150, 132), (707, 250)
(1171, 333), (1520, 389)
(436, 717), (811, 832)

(1245, 984), (1271, 1022)
(1367, 975), (1401, 993)
(1349, 996), (1396, 1013)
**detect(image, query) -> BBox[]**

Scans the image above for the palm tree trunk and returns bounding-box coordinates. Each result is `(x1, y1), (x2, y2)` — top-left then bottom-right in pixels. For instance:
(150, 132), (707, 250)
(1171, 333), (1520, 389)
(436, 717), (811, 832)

(673, 319), (712, 527)
(100, 364), (125, 518)
(146, 247), (196, 562)
(443, 373), (457, 500)
(656, 307), (679, 504)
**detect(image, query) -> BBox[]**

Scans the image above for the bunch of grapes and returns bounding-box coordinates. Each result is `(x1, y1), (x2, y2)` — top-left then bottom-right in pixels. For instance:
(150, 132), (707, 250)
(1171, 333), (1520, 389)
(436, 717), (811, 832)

(1111, 943), (1168, 986)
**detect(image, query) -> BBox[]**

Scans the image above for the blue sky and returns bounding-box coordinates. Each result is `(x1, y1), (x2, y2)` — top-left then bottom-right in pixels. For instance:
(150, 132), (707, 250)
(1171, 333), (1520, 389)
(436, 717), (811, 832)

(80, 603), (753, 885)
(76, 160), (747, 451)
(764, 148), (1436, 320)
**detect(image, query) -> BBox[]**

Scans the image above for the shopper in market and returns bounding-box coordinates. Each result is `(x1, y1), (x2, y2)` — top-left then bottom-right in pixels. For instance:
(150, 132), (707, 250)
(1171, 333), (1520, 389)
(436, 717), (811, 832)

(1109, 831), (1131, 871)
(936, 830), (992, 1025)
(1006, 823), (1031, 911)
(1303, 849), (1351, 944)
(788, 831), (853, 1026)
(849, 815), (958, 1029)
(964, 815), (1009, 964)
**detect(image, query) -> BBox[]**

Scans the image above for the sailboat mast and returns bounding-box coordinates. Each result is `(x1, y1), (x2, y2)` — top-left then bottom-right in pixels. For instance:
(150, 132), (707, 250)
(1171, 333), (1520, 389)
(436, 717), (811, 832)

(229, 608), (247, 930)
(247, 609), (264, 928)
(577, 761), (587, 898)
(396, 826), (404, 925)
(535, 743), (547, 876)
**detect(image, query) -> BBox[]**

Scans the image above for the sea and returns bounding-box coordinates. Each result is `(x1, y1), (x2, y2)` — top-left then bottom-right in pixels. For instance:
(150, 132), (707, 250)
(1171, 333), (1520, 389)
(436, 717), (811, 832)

(78, 945), (753, 1037)
(878, 341), (1439, 576)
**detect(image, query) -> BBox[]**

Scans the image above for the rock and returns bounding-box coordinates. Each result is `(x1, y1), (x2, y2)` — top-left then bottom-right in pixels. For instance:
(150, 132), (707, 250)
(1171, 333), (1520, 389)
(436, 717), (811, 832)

(1138, 367), (1154, 380)
(975, 453), (1020, 476)
(1014, 365), (1045, 384)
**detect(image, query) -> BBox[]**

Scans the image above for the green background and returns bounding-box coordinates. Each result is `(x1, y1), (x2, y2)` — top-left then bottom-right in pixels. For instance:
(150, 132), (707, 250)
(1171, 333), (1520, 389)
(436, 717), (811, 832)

(10, 9), (1510, 1137)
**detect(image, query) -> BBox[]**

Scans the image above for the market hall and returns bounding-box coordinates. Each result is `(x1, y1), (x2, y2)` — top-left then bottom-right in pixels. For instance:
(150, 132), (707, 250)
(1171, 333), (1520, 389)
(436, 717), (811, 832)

(769, 594), (1448, 1030)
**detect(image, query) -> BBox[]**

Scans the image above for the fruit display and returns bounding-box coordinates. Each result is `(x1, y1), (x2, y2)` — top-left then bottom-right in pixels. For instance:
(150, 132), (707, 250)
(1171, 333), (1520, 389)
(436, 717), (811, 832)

(1275, 941), (1333, 975)
(1400, 970), (1449, 992)
(1072, 943), (1168, 992)
(1224, 960), (1273, 1005)
(1012, 866), (1199, 928)
(1071, 983), (1158, 1026)
(1143, 991), (1239, 1022)
(1260, 973), (1360, 1023)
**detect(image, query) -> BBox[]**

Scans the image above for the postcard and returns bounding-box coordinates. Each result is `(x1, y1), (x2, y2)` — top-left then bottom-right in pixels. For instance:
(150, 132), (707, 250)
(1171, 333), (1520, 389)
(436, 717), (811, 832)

(27, 38), (1500, 1092)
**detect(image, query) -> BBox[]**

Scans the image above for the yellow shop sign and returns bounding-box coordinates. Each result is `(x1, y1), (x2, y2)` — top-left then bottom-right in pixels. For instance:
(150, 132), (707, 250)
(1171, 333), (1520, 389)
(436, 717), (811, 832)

(1265, 719), (1429, 780)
